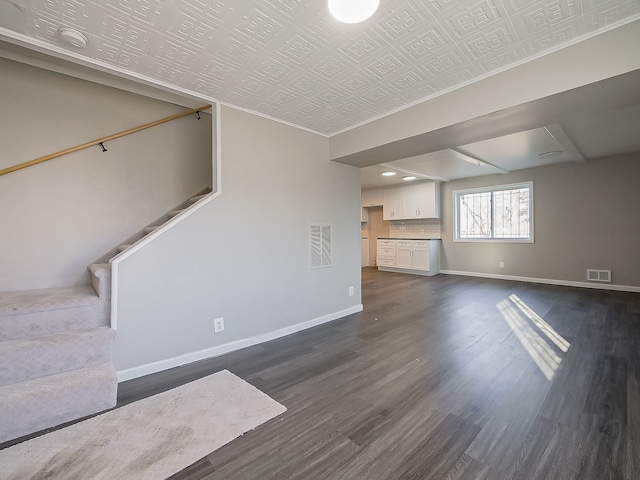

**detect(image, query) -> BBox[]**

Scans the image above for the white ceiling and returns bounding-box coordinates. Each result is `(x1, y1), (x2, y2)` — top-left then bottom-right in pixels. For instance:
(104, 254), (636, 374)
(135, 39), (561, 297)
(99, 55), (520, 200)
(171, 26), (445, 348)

(1, 0), (639, 137)
(361, 101), (640, 188)
(1, 1), (639, 188)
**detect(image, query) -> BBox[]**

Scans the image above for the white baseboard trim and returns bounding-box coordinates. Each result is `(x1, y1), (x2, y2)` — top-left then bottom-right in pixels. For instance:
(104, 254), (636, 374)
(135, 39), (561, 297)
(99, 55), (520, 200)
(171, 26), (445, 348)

(440, 270), (640, 293)
(378, 266), (439, 276)
(116, 304), (363, 382)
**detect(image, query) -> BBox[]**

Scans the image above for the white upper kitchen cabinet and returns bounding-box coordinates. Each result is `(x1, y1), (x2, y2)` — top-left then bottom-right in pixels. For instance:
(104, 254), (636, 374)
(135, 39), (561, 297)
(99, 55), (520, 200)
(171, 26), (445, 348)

(382, 187), (403, 220)
(402, 182), (440, 219)
(361, 188), (383, 207)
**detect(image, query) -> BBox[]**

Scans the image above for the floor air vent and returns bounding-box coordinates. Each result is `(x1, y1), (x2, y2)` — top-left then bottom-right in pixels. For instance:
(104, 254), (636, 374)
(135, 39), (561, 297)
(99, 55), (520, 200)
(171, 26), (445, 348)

(587, 269), (611, 282)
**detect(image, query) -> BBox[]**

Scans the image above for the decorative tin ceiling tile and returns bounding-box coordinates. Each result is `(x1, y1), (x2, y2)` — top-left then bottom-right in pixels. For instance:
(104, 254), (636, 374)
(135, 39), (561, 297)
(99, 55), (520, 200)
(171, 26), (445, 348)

(435, 0), (506, 40)
(337, 30), (387, 64)
(284, 74), (321, 96)
(100, 15), (149, 51)
(336, 73), (377, 93)
(95, 42), (142, 68)
(399, 26), (452, 60)
(233, 7), (288, 46)
(102, 0), (163, 26)
(164, 11), (213, 47)
(256, 56), (294, 82)
(3, 0), (638, 135)
(363, 53), (410, 80)
(460, 24), (520, 60)
(316, 87), (345, 104)
(582, 0), (640, 30)
(477, 43), (526, 72)
(520, 18), (584, 54)
(373, 2), (430, 42)
(276, 33), (319, 65)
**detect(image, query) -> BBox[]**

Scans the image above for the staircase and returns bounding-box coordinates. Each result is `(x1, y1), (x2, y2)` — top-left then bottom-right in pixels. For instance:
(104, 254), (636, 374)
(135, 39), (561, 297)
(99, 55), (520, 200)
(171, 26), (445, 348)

(113, 186), (211, 255)
(0, 186), (212, 444)
(0, 265), (115, 444)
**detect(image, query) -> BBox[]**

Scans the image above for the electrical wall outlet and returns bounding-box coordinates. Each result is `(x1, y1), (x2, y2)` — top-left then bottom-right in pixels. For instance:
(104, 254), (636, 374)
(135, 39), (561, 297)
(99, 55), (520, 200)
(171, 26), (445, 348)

(499, 261), (504, 268)
(349, 286), (354, 296)
(214, 317), (224, 333)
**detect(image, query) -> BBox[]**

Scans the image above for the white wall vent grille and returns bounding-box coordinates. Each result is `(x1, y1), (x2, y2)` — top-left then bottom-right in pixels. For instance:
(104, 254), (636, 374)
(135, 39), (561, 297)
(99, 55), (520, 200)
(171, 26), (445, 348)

(587, 269), (611, 282)
(310, 225), (331, 269)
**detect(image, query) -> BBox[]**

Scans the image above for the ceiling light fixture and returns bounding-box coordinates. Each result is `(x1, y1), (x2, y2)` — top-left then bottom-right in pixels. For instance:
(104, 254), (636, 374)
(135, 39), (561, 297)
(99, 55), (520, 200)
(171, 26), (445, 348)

(402, 176), (416, 181)
(58, 27), (88, 48)
(381, 171), (396, 177)
(328, 0), (380, 23)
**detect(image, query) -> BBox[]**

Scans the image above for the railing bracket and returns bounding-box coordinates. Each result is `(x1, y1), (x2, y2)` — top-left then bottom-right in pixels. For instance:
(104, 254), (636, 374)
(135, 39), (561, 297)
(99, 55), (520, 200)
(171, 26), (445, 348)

(196, 111), (201, 120)
(99, 142), (107, 152)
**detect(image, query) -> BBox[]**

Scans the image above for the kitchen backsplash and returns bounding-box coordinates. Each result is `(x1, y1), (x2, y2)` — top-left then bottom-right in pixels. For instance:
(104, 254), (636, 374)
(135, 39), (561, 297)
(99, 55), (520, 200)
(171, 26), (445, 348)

(388, 218), (441, 239)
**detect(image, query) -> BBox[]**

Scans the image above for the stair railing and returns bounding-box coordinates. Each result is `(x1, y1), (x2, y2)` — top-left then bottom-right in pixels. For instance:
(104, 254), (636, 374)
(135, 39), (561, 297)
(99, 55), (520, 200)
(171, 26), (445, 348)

(0, 105), (212, 177)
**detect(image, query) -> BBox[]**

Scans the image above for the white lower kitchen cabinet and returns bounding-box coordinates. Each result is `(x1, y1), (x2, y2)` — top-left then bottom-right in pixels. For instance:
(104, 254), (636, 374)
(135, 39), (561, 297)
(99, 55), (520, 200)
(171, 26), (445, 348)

(376, 239), (397, 267)
(395, 240), (416, 269)
(376, 239), (440, 276)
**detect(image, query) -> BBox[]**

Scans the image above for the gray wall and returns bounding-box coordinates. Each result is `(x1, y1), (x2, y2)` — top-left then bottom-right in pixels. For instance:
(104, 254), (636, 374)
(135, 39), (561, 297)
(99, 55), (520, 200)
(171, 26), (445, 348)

(0, 58), (212, 291)
(440, 153), (640, 288)
(112, 105), (362, 373)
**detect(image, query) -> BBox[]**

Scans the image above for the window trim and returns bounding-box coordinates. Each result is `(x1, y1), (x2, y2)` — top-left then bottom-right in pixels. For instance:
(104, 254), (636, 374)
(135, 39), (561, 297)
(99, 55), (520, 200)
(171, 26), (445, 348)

(453, 181), (534, 243)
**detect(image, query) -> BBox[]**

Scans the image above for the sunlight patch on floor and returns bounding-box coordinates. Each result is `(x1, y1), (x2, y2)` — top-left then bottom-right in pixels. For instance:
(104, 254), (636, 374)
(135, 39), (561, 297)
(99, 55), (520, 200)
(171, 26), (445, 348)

(497, 295), (570, 380)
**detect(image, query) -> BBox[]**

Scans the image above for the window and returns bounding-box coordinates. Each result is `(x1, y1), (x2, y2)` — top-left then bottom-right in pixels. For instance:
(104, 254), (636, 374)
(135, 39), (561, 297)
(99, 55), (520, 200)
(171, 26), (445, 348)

(454, 182), (533, 242)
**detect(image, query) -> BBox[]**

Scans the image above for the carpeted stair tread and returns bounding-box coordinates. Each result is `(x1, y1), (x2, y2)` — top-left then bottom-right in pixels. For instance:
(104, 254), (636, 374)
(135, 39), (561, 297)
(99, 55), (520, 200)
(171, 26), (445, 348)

(0, 303), (109, 342)
(0, 362), (117, 443)
(89, 263), (110, 278)
(0, 327), (115, 387)
(0, 285), (99, 317)
(189, 193), (208, 203)
(167, 209), (185, 218)
(88, 263), (111, 300)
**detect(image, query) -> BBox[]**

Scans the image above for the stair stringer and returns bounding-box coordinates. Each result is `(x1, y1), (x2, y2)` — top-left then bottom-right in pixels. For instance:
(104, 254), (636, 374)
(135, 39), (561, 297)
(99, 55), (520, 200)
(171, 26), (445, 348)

(108, 188), (220, 330)
(109, 101), (222, 334)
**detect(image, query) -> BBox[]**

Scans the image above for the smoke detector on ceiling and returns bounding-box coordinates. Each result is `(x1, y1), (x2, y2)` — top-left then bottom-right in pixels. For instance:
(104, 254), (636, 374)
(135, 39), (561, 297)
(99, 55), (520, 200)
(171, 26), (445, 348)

(58, 27), (88, 49)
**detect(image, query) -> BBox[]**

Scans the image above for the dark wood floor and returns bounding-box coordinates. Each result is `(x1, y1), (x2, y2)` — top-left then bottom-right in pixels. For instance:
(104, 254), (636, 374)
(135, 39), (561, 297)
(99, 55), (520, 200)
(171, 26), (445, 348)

(117, 268), (639, 480)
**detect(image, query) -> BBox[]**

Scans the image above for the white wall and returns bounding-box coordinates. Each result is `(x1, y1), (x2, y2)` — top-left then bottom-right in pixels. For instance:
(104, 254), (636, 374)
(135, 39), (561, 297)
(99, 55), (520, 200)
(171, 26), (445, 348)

(113, 105), (362, 376)
(0, 58), (212, 291)
(440, 153), (640, 289)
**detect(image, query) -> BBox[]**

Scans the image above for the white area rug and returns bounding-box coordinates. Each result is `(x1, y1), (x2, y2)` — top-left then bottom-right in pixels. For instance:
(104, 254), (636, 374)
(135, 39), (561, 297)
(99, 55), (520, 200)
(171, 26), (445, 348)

(0, 370), (286, 480)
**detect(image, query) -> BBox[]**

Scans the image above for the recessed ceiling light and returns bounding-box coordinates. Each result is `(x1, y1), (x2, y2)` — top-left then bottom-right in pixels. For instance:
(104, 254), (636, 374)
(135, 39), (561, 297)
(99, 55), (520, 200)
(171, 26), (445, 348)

(402, 176), (417, 181)
(328, 0), (380, 23)
(58, 27), (88, 48)
(381, 171), (396, 177)
(538, 151), (563, 160)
